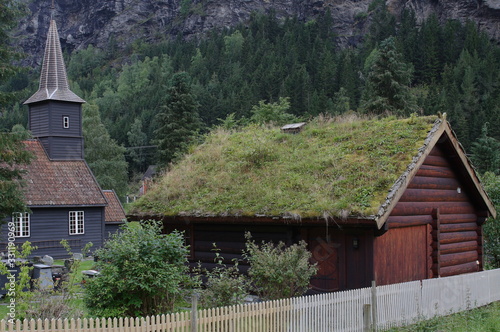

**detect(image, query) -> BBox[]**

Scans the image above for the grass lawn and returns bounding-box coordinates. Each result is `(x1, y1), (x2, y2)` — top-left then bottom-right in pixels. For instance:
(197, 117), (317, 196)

(384, 301), (500, 332)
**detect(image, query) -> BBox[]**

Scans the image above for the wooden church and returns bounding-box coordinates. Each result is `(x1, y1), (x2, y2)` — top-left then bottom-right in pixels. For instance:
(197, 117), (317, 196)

(0, 19), (125, 258)
(130, 115), (496, 291)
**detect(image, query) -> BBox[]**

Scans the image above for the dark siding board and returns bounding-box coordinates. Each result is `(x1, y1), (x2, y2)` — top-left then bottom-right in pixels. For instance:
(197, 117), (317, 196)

(104, 224), (123, 241)
(45, 137), (83, 160)
(29, 105), (50, 136)
(0, 207), (104, 258)
(49, 102), (82, 136)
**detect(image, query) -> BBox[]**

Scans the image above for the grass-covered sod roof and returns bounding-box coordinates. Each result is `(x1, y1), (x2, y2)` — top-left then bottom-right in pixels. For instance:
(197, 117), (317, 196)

(132, 115), (439, 219)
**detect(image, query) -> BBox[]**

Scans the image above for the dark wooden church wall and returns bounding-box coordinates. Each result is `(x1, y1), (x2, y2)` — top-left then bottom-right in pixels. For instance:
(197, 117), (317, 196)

(386, 144), (481, 280)
(0, 207), (104, 259)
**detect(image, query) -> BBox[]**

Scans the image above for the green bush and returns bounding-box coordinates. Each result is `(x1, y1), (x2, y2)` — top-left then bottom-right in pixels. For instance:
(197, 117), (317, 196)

(243, 232), (318, 300)
(481, 172), (500, 269)
(83, 222), (193, 317)
(197, 246), (249, 308)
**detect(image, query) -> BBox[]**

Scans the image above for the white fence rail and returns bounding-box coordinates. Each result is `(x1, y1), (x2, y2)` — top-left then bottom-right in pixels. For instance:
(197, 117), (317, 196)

(2, 269), (500, 331)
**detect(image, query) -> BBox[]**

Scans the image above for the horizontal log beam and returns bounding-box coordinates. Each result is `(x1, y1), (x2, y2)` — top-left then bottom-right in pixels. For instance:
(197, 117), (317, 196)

(391, 202), (475, 216)
(400, 189), (468, 203)
(436, 231), (478, 245)
(439, 250), (478, 268)
(416, 165), (455, 178)
(387, 215), (433, 228)
(440, 222), (478, 233)
(423, 154), (450, 167)
(439, 214), (478, 224)
(438, 241), (478, 255)
(439, 261), (479, 277)
(407, 176), (460, 190)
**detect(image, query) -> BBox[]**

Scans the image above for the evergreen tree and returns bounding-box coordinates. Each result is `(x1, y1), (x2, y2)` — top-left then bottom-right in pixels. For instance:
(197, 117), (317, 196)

(154, 72), (202, 166)
(0, 0), (24, 106)
(331, 87), (351, 115)
(0, 130), (32, 220)
(362, 37), (416, 115)
(470, 124), (500, 174)
(418, 14), (442, 83)
(249, 97), (296, 125)
(127, 118), (149, 174)
(83, 103), (128, 199)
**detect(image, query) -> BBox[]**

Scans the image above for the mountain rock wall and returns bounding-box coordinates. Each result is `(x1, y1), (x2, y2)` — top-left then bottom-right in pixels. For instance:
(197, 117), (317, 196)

(15, 0), (500, 66)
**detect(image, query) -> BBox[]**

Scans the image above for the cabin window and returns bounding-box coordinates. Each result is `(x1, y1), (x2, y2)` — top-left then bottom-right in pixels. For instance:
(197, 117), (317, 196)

(12, 212), (30, 238)
(69, 211), (84, 235)
(63, 116), (70, 129)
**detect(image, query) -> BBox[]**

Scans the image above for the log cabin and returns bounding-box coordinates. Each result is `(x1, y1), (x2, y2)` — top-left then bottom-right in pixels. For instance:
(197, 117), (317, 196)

(0, 19), (125, 258)
(129, 115), (496, 291)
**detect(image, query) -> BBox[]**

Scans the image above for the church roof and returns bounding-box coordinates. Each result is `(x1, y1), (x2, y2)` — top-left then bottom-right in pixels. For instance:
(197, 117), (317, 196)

(20, 140), (106, 207)
(24, 20), (85, 105)
(103, 190), (126, 223)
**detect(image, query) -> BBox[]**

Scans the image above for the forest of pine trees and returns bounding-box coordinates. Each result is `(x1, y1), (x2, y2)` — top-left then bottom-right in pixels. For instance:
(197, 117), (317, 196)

(2, 2), (500, 197)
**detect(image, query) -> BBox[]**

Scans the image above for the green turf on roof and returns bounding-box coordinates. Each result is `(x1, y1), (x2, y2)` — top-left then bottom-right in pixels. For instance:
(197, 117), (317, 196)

(132, 115), (439, 219)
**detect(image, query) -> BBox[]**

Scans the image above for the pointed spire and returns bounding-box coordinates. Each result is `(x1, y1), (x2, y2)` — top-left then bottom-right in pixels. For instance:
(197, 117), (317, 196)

(24, 20), (85, 104)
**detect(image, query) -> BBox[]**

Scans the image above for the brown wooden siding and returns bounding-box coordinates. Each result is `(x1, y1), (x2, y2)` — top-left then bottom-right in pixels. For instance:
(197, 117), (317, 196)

(373, 225), (429, 285)
(381, 144), (482, 282)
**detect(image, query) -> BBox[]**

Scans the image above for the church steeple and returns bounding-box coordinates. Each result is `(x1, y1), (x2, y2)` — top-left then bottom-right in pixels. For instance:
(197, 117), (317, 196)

(24, 19), (85, 160)
(24, 20), (84, 104)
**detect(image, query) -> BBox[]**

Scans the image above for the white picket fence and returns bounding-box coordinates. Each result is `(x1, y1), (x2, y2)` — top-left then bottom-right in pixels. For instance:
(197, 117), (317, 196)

(2, 269), (500, 331)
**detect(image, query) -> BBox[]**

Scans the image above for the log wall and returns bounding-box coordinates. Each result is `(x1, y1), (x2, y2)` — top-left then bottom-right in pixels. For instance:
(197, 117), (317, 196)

(379, 144), (483, 282)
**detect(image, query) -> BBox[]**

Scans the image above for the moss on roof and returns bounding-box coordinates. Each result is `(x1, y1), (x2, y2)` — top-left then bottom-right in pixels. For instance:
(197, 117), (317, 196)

(132, 114), (439, 219)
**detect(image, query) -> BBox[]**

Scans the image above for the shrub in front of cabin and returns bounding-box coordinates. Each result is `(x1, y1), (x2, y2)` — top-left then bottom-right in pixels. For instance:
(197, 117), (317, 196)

(243, 232), (318, 300)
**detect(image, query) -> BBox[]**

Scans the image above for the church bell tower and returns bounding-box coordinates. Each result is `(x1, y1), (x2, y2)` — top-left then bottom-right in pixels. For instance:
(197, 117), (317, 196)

(24, 18), (85, 160)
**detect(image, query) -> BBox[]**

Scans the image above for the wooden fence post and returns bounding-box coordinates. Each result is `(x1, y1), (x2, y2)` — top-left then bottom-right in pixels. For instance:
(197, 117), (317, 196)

(191, 293), (199, 332)
(363, 304), (372, 332)
(371, 280), (377, 331)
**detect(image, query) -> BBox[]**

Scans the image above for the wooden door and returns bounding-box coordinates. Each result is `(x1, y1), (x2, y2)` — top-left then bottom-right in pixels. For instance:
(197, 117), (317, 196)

(308, 228), (344, 291)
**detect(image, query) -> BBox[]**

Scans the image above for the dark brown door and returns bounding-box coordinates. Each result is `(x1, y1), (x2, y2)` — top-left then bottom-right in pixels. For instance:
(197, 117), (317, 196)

(308, 228), (344, 291)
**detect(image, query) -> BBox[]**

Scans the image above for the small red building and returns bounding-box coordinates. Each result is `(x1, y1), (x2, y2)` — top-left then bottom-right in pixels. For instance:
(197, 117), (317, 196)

(130, 115), (496, 291)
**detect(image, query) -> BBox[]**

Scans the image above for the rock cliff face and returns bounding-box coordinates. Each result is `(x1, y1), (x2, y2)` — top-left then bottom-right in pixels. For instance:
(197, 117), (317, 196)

(15, 0), (500, 67)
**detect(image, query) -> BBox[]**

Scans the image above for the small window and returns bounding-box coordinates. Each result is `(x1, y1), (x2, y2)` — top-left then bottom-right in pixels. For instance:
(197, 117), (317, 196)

(63, 116), (70, 129)
(69, 211), (84, 235)
(12, 212), (30, 238)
